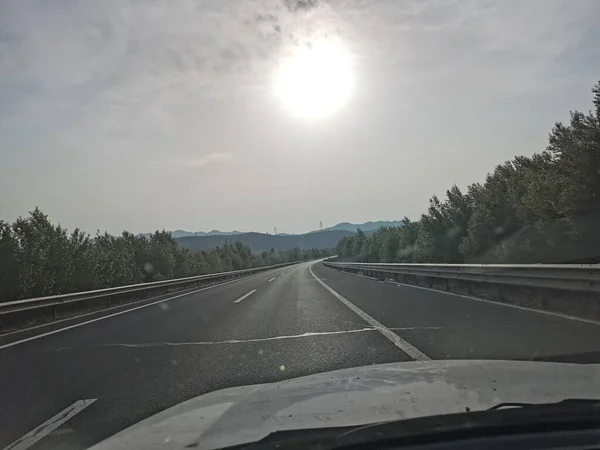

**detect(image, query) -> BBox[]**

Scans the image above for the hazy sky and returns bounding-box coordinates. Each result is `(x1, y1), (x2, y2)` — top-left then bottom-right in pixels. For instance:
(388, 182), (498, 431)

(2, 0), (600, 235)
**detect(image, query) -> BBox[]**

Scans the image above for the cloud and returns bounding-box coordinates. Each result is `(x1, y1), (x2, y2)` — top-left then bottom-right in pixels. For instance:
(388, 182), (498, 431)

(150, 152), (233, 169)
(0, 0), (355, 158)
(332, 0), (600, 96)
(3, 0), (597, 132)
(185, 152), (233, 167)
(1, 0), (599, 233)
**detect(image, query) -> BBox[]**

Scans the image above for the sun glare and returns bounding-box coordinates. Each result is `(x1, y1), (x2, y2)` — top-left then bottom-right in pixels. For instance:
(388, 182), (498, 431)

(273, 37), (354, 119)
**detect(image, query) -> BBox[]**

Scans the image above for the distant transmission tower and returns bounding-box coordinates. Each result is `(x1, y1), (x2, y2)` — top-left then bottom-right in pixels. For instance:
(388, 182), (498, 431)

(319, 221), (323, 230)
(274, 226), (277, 235)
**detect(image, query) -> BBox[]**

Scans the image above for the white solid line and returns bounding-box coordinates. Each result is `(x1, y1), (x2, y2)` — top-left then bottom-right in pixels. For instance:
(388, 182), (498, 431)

(309, 264), (431, 361)
(323, 266), (600, 327)
(384, 280), (600, 327)
(0, 274), (266, 351)
(268, 277), (276, 282)
(389, 325), (561, 331)
(3, 399), (96, 450)
(234, 289), (257, 303)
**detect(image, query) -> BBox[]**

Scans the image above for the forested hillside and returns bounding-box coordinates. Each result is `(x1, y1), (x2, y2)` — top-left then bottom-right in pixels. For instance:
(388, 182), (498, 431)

(176, 230), (353, 252)
(317, 221), (404, 233)
(0, 210), (331, 302)
(337, 81), (600, 264)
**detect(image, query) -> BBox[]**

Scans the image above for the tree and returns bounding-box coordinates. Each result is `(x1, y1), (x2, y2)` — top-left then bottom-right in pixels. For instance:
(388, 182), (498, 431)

(0, 211), (330, 302)
(0, 221), (19, 300)
(333, 81), (600, 265)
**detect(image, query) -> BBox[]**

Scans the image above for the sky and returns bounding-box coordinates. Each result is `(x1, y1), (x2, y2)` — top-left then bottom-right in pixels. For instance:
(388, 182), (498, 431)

(1, 0), (600, 235)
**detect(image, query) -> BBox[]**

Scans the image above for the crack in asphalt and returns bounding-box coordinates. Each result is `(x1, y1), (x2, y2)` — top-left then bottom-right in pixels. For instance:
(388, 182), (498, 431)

(54, 327), (378, 351)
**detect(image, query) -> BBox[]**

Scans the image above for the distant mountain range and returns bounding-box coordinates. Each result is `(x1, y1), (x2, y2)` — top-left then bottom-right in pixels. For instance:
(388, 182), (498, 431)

(170, 229), (244, 238)
(313, 221), (403, 233)
(140, 220), (403, 239)
(176, 230), (354, 253)
(140, 221), (403, 250)
(138, 229), (245, 239)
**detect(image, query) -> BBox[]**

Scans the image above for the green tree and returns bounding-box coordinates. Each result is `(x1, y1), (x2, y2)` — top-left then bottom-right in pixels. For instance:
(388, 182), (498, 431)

(334, 80), (600, 265)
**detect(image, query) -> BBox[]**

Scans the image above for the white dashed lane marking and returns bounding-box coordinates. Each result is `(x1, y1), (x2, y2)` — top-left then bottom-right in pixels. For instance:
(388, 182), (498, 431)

(3, 399), (97, 450)
(234, 289), (257, 304)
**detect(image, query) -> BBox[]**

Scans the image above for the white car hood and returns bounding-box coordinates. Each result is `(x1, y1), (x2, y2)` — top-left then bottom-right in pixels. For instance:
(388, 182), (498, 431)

(91, 360), (600, 450)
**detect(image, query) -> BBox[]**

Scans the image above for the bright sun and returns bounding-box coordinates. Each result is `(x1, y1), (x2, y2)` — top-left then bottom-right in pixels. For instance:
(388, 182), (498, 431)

(273, 37), (354, 118)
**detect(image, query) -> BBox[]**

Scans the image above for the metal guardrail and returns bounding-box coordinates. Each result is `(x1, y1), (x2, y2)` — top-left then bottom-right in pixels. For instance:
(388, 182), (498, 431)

(0, 262), (298, 333)
(323, 261), (600, 293)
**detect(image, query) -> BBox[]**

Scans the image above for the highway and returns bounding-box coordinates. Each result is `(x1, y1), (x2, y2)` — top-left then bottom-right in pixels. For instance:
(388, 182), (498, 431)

(2, 261), (600, 450)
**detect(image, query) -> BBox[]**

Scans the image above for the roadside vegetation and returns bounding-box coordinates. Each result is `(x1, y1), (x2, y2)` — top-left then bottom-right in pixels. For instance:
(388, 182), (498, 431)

(337, 81), (600, 265)
(0, 211), (331, 302)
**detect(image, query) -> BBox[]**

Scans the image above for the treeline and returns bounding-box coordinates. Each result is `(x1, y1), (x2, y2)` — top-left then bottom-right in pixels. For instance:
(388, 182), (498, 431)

(0, 209), (331, 302)
(338, 80), (600, 265)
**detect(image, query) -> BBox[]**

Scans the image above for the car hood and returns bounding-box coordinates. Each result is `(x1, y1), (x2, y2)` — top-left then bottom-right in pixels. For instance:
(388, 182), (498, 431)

(91, 360), (600, 450)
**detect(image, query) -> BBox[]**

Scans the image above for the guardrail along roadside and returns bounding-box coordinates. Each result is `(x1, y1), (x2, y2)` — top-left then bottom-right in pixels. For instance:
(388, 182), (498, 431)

(0, 262), (298, 334)
(323, 261), (600, 321)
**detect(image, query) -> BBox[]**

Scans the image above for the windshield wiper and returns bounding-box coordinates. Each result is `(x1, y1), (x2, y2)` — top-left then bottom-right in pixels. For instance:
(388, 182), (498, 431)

(227, 398), (600, 450)
(488, 399), (600, 410)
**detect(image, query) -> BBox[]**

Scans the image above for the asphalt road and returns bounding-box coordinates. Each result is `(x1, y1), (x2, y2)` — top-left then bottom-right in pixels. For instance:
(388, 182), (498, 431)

(2, 261), (600, 450)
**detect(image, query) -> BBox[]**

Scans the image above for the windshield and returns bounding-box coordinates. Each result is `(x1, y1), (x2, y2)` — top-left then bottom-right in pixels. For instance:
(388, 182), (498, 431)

(1, 1), (600, 449)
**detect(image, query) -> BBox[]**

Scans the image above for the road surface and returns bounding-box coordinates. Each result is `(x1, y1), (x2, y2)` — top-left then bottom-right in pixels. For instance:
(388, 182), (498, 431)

(2, 261), (600, 450)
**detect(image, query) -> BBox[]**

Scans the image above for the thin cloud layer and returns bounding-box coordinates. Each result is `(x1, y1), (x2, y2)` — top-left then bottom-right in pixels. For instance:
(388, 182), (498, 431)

(1, 0), (599, 233)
